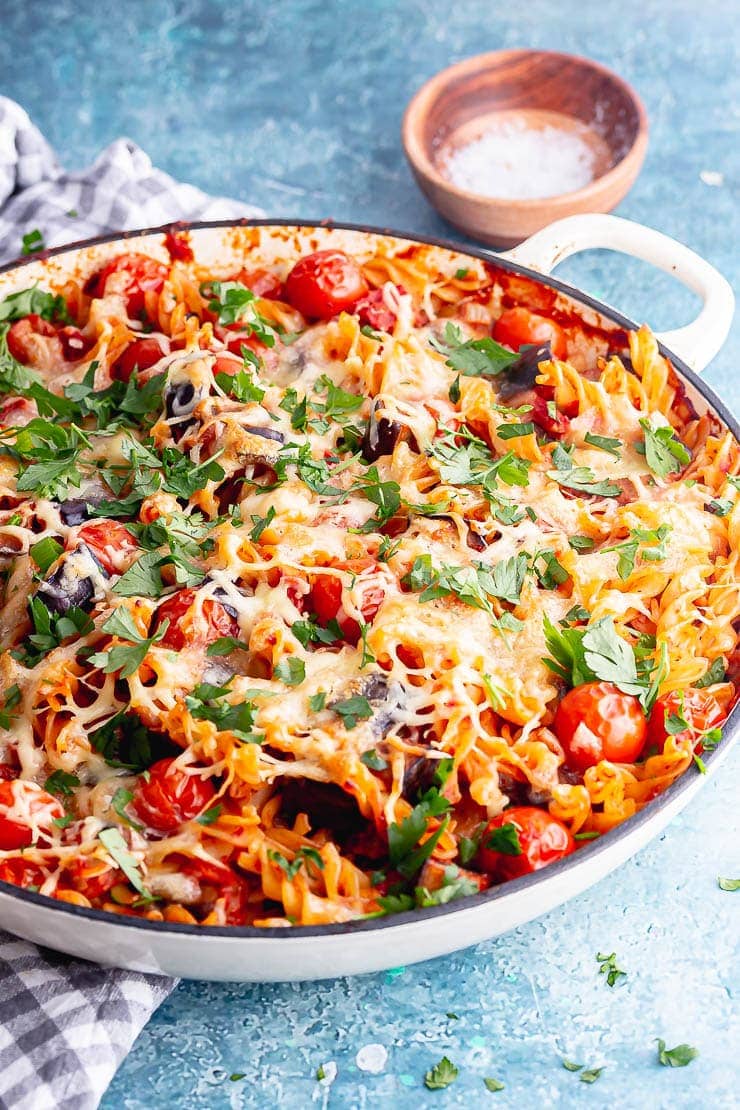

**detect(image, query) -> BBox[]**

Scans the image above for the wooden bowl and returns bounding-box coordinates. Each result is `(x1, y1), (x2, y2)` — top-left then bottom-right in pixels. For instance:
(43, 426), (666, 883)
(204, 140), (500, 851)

(402, 49), (649, 248)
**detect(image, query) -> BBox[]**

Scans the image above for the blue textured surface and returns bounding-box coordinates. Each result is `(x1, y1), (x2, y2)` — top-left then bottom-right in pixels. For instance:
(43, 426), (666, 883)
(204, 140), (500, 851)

(2, 2), (739, 1106)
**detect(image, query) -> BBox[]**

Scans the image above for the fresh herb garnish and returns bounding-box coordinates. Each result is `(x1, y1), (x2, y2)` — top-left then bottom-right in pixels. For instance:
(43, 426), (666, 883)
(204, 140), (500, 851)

(584, 432), (622, 457)
(273, 656), (305, 686)
(87, 606), (167, 678)
(656, 1039), (699, 1067)
(331, 695), (373, 729)
(486, 822), (522, 855)
(424, 1056), (459, 1090)
(637, 417), (691, 478)
(548, 444), (621, 497)
(430, 322), (518, 378)
(98, 826), (151, 897)
(596, 950), (627, 987)
(21, 229), (45, 255)
(268, 845), (325, 880)
(717, 877), (740, 891)
(44, 770), (80, 796)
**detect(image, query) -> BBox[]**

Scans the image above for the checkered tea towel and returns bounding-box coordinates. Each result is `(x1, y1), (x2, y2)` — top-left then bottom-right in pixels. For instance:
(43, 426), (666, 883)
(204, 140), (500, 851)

(0, 96), (264, 1110)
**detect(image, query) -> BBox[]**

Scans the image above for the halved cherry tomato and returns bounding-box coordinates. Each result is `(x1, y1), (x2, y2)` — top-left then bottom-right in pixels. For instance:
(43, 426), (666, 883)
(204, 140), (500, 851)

(477, 806), (574, 880)
(531, 394), (570, 436)
(554, 682), (647, 771)
(221, 329), (268, 359)
(153, 588), (240, 650)
(6, 315), (64, 368)
(493, 307), (567, 360)
(132, 758), (216, 832)
(87, 253), (168, 320)
(77, 521), (138, 574)
(0, 397), (37, 428)
(284, 250), (368, 319)
(212, 351), (244, 377)
(58, 327), (95, 361)
(111, 336), (169, 382)
(648, 688), (725, 755)
(355, 286), (402, 333)
(309, 561), (384, 644)
(0, 781), (64, 850)
(236, 268), (284, 300)
(0, 859), (45, 889)
(64, 856), (120, 901)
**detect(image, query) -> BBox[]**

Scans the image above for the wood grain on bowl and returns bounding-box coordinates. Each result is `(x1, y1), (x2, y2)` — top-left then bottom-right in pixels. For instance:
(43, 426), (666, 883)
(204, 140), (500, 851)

(403, 49), (649, 247)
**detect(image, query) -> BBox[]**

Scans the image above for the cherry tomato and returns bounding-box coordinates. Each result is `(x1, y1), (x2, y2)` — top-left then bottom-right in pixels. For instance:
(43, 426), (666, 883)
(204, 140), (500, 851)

(309, 561), (384, 644)
(530, 394), (570, 437)
(0, 397), (37, 428)
(284, 250), (368, 319)
(212, 351), (244, 377)
(648, 688), (725, 755)
(111, 336), (169, 382)
(58, 327), (95, 361)
(0, 781), (63, 850)
(493, 308), (567, 360)
(6, 315), (64, 368)
(355, 287), (402, 333)
(477, 806), (574, 880)
(236, 268), (284, 300)
(87, 253), (168, 320)
(153, 588), (240, 650)
(77, 521), (138, 574)
(64, 856), (120, 901)
(554, 682), (647, 771)
(0, 859), (45, 889)
(132, 758), (216, 832)
(222, 329), (268, 359)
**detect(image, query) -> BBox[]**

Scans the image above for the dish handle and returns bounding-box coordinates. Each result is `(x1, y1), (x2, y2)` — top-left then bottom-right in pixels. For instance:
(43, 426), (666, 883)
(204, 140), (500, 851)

(500, 214), (734, 373)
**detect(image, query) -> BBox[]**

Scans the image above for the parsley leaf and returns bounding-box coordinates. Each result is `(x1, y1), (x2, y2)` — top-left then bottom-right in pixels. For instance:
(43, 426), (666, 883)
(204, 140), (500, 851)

(21, 229), (45, 255)
(44, 770), (80, 796)
(273, 656), (305, 686)
(543, 615), (660, 712)
(486, 823), (522, 855)
(388, 787), (451, 878)
(584, 432), (622, 457)
(483, 1077), (505, 1092)
(656, 1040), (699, 1068)
(717, 877), (740, 892)
(199, 280), (277, 345)
(695, 658), (726, 688)
(29, 536), (64, 574)
(0, 286), (69, 324)
(331, 695), (373, 729)
(596, 950), (627, 987)
(424, 1056), (459, 1090)
(360, 748), (388, 771)
(548, 444), (621, 497)
(430, 322), (518, 378)
(99, 827), (150, 897)
(638, 417), (691, 478)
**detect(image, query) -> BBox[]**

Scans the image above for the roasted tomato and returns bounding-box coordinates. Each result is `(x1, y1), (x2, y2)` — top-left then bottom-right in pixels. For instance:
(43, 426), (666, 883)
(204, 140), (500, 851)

(132, 758), (216, 832)
(212, 350), (244, 377)
(77, 521), (138, 574)
(493, 307), (567, 360)
(87, 252), (168, 320)
(64, 856), (120, 901)
(111, 336), (169, 382)
(0, 781), (64, 850)
(648, 688), (725, 755)
(284, 250), (368, 319)
(236, 268), (284, 300)
(6, 314), (64, 369)
(58, 327), (95, 361)
(530, 394), (570, 436)
(153, 588), (240, 650)
(0, 858), (45, 889)
(477, 806), (574, 880)
(309, 560), (384, 644)
(0, 397), (38, 428)
(554, 682), (647, 771)
(355, 286), (401, 333)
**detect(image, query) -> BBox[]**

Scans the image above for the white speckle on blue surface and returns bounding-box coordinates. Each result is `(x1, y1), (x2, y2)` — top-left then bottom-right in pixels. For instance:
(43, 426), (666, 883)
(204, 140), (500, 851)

(355, 1043), (388, 1073)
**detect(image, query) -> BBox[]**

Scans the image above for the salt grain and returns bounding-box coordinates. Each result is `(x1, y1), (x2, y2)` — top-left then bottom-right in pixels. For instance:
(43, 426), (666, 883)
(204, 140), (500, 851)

(443, 116), (598, 200)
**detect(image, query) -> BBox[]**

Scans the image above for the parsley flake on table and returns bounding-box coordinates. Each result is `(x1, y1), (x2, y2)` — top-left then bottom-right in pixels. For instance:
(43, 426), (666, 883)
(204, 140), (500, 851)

(21, 229), (45, 255)
(656, 1039), (699, 1067)
(596, 950), (627, 986)
(424, 1056), (459, 1090)
(717, 877), (740, 891)
(483, 1077), (505, 1092)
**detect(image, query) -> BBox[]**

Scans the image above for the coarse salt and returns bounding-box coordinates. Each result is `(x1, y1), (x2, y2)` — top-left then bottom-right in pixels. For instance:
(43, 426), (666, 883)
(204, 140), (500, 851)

(443, 115), (599, 200)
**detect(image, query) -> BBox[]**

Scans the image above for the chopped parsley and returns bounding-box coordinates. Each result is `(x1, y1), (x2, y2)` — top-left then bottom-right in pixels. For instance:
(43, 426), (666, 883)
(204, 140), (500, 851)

(423, 1056), (459, 1090)
(199, 280), (277, 345)
(695, 658), (726, 688)
(185, 682), (263, 744)
(485, 822), (522, 855)
(29, 536), (64, 574)
(360, 748), (388, 771)
(87, 606), (167, 678)
(44, 770), (80, 796)
(548, 444), (621, 497)
(656, 1040), (699, 1067)
(273, 656), (306, 686)
(584, 432), (622, 457)
(21, 229), (45, 255)
(15, 600), (93, 667)
(483, 1077), (505, 1092)
(98, 827), (151, 898)
(717, 877), (740, 892)
(268, 845), (325, 880)
(387, 786), (451, 879)
(637, 417), (691, 478)
(331, 695), (373, 729)
(430, 322), (518, 378)
(596, 950), (627, 987)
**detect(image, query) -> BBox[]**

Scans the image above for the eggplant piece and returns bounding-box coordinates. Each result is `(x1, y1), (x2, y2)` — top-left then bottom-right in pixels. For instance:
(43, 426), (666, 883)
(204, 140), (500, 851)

(165, 377), (207, 443)
(402, 756), (439, 801)
(242, 424), (284, 444)
(497, 771), (552, 807)
(59, 499), (92, 527)
(495, 342), (552, 401)
(329, 672), (406, 738)
(279, 778), (365, 839)
(35, 543), (107, 615)
(362, 399), (402, 462)
(466, 526), (487, 552)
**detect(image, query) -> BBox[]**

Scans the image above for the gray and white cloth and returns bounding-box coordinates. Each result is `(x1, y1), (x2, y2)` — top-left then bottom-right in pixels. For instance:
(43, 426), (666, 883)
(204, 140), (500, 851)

(0, 97), (264, 1109)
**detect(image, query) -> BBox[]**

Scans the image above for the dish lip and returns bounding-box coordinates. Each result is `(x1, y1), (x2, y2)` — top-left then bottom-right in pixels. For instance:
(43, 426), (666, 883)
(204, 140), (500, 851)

(0, 215), (736, 942)
(401, 47), (650, 209)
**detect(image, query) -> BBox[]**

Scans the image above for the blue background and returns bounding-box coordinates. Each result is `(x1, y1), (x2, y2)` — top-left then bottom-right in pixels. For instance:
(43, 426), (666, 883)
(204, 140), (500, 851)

(2, 1), (738, 1106)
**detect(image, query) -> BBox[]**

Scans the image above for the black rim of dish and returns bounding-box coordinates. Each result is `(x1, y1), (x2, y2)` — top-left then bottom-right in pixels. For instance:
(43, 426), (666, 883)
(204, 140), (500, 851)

(0, 216), (736, 940)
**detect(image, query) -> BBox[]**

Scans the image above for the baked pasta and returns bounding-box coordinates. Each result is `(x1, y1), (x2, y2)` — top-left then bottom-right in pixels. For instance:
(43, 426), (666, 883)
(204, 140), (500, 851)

(0, 227), (735, 927)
